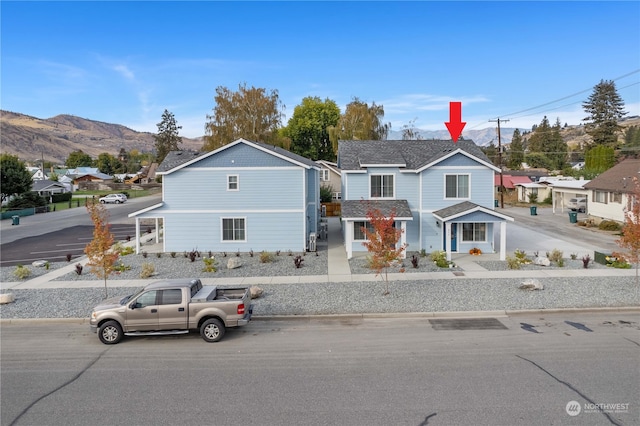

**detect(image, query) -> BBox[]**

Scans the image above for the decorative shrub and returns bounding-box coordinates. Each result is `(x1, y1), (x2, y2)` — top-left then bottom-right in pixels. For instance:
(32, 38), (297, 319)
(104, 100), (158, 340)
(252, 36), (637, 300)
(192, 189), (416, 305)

(411, 254), (419, 268)
(548, 249), (563, 263)
(598, 220), (621, 231)
(140, 263), (155, 278)
(188, 250), (197, 262)
(202, 257), (217, 273)
(506, 256), (521, 270)
(113, 262), (131, 273)
(260, 251), (274, 263)
(429, 250), (449, 268)
(582, 255), (591, 268)
(156, 252), (162, 258)
(294, 255), (304, 268)
(606, 252), (631, 269)
(142, 251), (148, 258)
(170, 252), (176, 258)
(75, 263), (83, 275)
(13, 265), (31, 280)
(66, 253), (73, 262)
(570, 253), (578, 260)
(514, 249), (531, 264)
(249, 250), (254, 257)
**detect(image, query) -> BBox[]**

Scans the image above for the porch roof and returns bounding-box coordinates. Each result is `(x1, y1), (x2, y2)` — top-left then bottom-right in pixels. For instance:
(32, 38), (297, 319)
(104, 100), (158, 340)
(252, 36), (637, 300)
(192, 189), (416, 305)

(433, 201), (514, 222)
(341, 199), (413, 221)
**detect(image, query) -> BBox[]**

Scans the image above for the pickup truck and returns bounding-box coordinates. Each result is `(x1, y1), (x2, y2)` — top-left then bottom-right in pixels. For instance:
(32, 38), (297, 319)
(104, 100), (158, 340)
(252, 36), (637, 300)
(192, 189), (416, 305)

(90, 278), (253, 344)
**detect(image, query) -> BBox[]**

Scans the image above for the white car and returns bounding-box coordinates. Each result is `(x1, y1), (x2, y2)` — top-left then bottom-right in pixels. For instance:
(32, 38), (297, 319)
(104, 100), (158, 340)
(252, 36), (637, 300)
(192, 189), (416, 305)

(99, 194), (127, 204)
(567, 197), (586, 212)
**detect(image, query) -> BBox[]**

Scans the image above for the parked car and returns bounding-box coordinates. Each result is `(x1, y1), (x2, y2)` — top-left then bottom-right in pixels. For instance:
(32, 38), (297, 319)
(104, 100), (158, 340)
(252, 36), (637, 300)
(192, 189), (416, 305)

(99, 194), (127, 204)
(567, 197), (586, 212)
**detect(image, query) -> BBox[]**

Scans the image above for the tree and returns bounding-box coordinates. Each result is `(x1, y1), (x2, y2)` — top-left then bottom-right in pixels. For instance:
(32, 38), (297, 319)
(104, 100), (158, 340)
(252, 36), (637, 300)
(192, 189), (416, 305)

(154, 109), (183, 163)
(328, 98), (390, 153)
(582, 79), (627, 146)
(584, 145), (615, 173)
(85, 201), (119, 298)
(95, 152), (122, 175)
(481, 142), (499, 166)
(401, 118), (422, 140)
(617, 177), (640, 286)
(65, 150), (93, 168)
(285, 96), (340, 160)
(361, 206), (407, 296)
(525, 116), (567, 170)
(507, 129), (524, 170)
(620, 125), (640, 158)
(0, 154), (33, 203)
(203, 83), (284, 151)
(526, 116), (551, 153)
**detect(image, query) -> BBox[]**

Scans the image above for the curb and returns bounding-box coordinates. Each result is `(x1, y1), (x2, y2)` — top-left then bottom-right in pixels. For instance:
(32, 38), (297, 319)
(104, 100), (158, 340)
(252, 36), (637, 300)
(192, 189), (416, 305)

(2, 306), (638, 325)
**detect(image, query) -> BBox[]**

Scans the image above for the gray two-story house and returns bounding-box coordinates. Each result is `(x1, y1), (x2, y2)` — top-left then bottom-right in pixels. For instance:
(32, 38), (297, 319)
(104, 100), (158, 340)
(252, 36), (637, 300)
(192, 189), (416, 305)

(129, 138), (321, 254)
(338, 139), (513, 260)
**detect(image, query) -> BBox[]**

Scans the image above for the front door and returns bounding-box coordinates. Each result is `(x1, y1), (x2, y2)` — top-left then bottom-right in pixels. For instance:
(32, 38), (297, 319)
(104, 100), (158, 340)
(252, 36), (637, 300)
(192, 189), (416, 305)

(443, 223), (458, 252)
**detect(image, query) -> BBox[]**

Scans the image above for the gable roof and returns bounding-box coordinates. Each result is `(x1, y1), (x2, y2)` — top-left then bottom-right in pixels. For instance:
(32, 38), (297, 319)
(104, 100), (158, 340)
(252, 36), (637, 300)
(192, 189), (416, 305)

(583, 159), (640, 193)
(316, 160), (341, 176)
(433, 201), (514, 222)
(337, 139), (497, 172)
(341, 199), (413, 220)
(32, 179), (66, 191)
(158, 138), (319, 174)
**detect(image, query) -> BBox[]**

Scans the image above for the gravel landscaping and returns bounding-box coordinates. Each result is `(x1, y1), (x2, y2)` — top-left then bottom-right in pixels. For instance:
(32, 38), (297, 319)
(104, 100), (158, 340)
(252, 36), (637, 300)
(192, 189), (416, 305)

(1, 250), (637, 319)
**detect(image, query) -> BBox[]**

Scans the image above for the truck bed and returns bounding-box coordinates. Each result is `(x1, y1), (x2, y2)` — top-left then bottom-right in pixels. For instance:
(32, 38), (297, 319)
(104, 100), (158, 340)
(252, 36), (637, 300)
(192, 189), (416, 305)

(191, 286), (247, 302)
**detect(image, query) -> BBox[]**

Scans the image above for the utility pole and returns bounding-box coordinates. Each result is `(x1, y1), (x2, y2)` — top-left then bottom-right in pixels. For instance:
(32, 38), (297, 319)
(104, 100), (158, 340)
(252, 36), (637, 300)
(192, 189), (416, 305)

(489, 118), (509, 208)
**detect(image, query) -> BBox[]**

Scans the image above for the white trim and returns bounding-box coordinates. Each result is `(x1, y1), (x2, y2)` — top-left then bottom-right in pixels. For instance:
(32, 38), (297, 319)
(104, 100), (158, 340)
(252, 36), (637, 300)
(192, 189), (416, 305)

(220, 216), (247, 243)
(443, 173), (471, 200)
(360, 162), (406, 168)
(227, 174), (239, 191)
(433, 206), (515, 222)
(128, 203), (164, 217)
(369, 173), (395, 199)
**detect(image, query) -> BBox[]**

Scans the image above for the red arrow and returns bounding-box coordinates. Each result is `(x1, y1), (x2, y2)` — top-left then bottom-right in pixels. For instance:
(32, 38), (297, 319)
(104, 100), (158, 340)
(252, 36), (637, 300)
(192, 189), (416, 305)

(445, 101), (466, 143)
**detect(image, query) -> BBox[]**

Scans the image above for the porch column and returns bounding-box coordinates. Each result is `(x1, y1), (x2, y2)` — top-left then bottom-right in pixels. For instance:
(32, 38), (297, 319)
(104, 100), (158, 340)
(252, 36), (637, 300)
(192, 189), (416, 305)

(345, 221), (353, 259)
(134, 217), (141, 254)
(400, 221), (407, 259)
(500, 221), (507, 261)
(445, 222), (452, 262)
(155, 218), (159, 244)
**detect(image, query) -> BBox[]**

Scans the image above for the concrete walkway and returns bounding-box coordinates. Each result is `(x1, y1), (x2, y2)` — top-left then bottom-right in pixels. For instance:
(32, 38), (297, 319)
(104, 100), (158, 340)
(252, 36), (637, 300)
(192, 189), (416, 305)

(2, 215), (637, 291)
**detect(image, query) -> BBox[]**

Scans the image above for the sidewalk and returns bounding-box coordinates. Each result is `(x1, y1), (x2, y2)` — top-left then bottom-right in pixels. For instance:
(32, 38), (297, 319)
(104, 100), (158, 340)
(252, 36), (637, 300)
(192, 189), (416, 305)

(2, 215), (637, 291)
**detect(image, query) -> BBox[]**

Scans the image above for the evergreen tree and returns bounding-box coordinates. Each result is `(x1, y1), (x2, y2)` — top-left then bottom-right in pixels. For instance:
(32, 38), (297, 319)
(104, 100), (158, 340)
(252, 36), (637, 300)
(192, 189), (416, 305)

(507, 129), (524, 170)
(526, 116), (551, 153)
(154, 109), (182, 164)
(481, 143), (498, 166)
(582, 79), (627, 146)
(65, 150), (93, 168)
(584, 145), (615, 172)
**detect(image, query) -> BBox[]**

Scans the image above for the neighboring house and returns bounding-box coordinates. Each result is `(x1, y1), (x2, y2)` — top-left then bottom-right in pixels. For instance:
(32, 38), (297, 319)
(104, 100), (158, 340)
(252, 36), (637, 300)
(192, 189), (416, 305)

(547, 179), (590, 214)
(128, 139), (321, 254)
(495, 174), (532, 194)
(71, 172), (113, 190)
(515, 181), (551, 203)
(32, 179), (68, 199)
(583, 158), (640, 223)
(337, 139), (513, 261)
(27, 167), (45, 181)
(316, 160), (342, 201)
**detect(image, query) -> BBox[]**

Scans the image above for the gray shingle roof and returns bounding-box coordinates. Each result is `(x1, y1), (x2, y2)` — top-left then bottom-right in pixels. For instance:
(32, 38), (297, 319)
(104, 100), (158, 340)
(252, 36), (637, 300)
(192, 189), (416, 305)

(432, 201), (481, 219)
(583, 159), (640, 193)
(341, 199), (413, 220)
(337, 139), (491, 171)
(157, 139), (319, 174)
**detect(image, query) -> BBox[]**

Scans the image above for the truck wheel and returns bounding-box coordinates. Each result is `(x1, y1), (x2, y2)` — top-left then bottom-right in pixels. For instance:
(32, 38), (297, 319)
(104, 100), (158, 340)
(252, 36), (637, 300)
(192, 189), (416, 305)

(98, 320), (123, 344)
(200, 318), (225, 342)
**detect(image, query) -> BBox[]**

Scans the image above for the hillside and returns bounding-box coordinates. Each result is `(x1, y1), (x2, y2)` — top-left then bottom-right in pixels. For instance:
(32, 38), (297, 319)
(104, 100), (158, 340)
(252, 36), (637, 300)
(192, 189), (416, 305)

(0, 110), (204, 164)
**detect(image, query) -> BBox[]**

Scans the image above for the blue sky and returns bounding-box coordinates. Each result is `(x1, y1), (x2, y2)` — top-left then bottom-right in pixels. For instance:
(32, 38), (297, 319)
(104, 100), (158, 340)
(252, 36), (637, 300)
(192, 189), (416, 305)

(2, 1), (639, 138)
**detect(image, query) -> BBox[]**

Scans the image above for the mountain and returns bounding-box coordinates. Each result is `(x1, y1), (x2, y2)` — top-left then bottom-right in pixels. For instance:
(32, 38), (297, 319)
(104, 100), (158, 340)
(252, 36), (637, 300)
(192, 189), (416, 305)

(387, 127), (520, 147)
(0, 110), (204, 164)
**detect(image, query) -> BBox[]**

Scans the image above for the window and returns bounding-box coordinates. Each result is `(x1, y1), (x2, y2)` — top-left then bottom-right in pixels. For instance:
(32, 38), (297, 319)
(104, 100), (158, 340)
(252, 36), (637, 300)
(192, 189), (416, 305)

(160, 289), (182, 305)
(227, 175), (239, 191)
(610, 192), (622, 204)
(594, 191), (607, 204)
(445, 175), (470, 199)
(462, 223), (486, 242)
(353, 221), (374, 241)
(135, 291), (158, 308)
(222, 218), (246, 241)
(370, 175), (394, 198)
(321, 169), (329, 181)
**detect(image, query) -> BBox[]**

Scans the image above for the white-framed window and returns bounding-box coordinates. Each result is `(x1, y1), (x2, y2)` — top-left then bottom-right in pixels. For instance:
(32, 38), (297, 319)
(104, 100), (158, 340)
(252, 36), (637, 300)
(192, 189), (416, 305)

(445, 174), (470, 199)
(370, 174), (394, 198)
(321, 169), (330, 181)
(610, 192), (622, 204)
(227, 175), (239, 191)
(593, 190), (607, 204)
(462, 223), (486, 242)
(221, 218), (246, 242)
(353, 221), (374, 241)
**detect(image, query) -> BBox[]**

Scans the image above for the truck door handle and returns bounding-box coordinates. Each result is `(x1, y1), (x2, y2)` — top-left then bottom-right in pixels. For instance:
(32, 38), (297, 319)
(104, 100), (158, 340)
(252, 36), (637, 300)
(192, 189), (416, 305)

(178, 307), (185, 312)
(151, 309), (157, 313)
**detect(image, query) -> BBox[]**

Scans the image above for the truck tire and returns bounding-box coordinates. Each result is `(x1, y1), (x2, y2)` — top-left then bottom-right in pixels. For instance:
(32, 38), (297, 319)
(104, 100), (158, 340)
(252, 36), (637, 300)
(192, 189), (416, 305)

(98, 320), (123, 344)
(200, 318), (225, 343)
